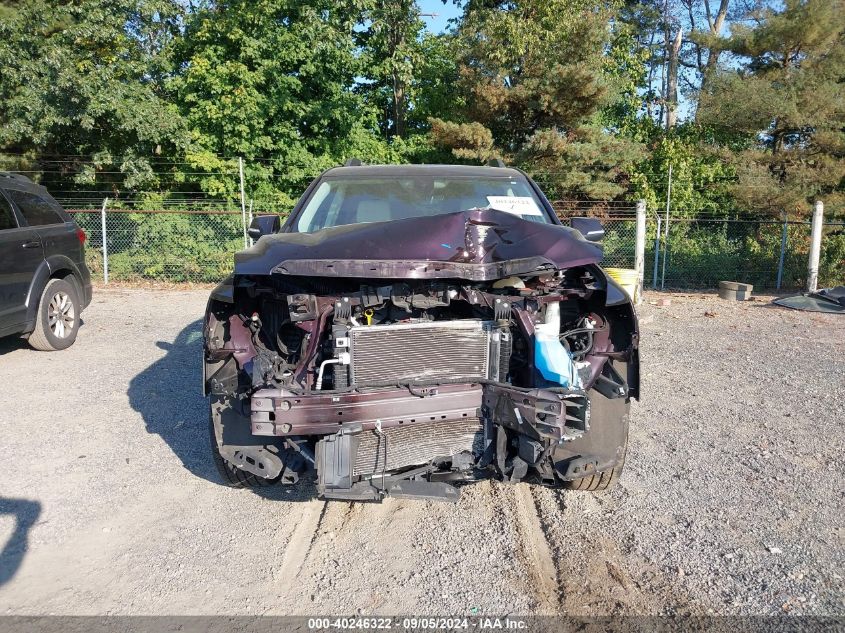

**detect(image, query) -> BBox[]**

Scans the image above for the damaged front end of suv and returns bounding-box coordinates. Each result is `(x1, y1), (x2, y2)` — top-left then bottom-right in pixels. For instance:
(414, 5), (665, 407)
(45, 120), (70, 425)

(203, 165), (639, 502)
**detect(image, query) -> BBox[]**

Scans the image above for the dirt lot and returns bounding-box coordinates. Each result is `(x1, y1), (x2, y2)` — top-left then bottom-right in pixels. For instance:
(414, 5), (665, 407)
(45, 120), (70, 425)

(0, 287), (843, 616)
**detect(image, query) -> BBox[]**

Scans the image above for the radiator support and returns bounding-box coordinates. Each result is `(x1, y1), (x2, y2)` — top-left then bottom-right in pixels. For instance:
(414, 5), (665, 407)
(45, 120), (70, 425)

(348, 319), (505, 387)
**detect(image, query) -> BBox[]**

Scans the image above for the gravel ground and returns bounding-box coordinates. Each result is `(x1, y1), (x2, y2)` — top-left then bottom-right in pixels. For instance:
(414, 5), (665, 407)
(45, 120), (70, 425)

(0, 287), (842, 616)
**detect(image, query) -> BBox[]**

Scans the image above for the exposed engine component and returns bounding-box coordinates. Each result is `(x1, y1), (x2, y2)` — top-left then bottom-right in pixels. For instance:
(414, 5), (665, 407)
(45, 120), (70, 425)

(346, 320), (506, 387)
(535, 301), (579, 387)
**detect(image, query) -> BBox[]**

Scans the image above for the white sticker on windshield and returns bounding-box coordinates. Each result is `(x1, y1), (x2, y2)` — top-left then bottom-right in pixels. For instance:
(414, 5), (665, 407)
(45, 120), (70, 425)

(486, 196), (543, 216)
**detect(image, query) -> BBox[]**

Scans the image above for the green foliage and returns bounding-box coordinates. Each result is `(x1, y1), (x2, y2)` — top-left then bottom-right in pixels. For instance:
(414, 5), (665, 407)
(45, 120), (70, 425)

(0, 0), (842, 286)
(429, 0), (644, 200)
(174, 1), (378, 163)
(630, 127), (739, 217)
(697, 0), (845, 217)
(106, 213), (244, 282)
(601, 2), (661, 141)
(357, 0), (426, 137)
(0, 0), (188, 182)
(452, 0), (615, 145)
(406, 33), (461, 132)
(522, 125), (641, 200)
(428, 120), (496, 162)
(820, 231), (845, 287)
(663, 221), (843, 289)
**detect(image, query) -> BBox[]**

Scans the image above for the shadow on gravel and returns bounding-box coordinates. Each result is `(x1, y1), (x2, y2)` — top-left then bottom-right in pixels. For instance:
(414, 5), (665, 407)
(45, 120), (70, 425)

(127, 319), (221, 484)
(0, 497), (41, 587)
(0, 317), (87, 356)
(752, 301), (791, 311)
(126, 319), (316, 500)
(0, 337), (28, 355)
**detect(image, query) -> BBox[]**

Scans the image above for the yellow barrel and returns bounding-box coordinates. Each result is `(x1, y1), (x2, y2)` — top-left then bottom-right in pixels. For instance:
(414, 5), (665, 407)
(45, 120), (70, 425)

(604, 267), (638, 301)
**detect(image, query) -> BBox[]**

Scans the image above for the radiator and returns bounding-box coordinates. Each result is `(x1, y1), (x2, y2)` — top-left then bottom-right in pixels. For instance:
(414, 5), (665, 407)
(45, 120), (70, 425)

(349, 319), (501, 386)
(353, 418), (484, 476)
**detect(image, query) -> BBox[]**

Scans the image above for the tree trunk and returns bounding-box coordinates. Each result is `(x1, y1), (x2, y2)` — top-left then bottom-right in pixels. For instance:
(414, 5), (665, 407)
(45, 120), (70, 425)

(666, 28), (682, 129)
(696, 0), (730, 117)
(392, 70), (405, 138)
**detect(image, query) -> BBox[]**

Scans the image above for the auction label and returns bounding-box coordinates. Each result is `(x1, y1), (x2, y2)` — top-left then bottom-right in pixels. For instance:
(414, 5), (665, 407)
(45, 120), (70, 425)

(485, 196), (543, 216)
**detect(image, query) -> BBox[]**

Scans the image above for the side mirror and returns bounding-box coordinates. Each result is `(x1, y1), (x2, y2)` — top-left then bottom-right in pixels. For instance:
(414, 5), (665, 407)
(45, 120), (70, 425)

(248, 215), (280, 240)
(570, 217), (605, 243)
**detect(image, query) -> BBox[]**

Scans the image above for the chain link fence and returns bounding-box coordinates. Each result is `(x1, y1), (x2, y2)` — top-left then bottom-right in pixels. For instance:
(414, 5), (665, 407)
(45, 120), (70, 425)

(69, 207), (247, 283)
(554, 201), (844, 290)
(67, 200), (844, 289)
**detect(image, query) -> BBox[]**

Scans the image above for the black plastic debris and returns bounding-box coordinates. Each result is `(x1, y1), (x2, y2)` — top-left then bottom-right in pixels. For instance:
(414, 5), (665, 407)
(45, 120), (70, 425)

(773, 286), (845, 314)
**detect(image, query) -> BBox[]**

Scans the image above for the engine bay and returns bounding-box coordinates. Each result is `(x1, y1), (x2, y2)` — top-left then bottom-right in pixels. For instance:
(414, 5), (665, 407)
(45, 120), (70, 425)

(204, 264), (639, 501)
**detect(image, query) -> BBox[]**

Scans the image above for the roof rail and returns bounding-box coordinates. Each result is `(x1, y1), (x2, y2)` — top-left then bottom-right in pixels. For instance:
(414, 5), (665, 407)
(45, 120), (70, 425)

(0, 172), (34, 184)
(344, 158), (363, 167)
(486, 158), (506, 168)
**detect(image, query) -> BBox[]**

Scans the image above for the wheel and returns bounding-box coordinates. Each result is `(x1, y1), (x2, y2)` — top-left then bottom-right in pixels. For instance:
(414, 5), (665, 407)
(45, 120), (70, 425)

(564, 435), (627, 492)
(209, 397), (277, 488)
(28, 278), (80, 351)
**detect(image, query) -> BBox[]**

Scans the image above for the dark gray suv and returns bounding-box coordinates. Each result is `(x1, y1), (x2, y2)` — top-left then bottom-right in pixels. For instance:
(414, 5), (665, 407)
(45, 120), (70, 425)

(0, 173), (92, 350)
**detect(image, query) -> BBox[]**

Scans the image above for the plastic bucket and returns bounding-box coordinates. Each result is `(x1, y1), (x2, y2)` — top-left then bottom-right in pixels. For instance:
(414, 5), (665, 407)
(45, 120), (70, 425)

(604, 267), (638, 301)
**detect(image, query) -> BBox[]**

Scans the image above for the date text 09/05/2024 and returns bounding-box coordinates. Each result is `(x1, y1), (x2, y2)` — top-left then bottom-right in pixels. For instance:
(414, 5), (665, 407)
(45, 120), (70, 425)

(307, 617), (529, 630)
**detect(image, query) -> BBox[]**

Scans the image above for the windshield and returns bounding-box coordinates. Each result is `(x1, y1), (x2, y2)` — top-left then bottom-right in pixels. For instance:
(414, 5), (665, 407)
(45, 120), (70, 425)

(293, 175), (552, 233)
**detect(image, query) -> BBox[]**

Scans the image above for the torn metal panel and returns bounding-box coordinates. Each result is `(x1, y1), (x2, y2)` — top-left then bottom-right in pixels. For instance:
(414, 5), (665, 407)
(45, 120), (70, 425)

(773, 286), (845, 314)
(235, 209), (602, 280)
(483, 385), (590, 442)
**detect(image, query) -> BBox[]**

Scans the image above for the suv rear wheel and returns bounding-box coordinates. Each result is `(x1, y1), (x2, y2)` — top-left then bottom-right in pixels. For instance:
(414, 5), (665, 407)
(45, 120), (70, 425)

(28, 278), (80, 351)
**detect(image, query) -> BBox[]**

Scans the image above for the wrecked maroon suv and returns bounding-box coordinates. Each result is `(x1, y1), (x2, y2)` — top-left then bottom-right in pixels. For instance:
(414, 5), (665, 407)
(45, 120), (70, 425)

(203, 164), (639, 501)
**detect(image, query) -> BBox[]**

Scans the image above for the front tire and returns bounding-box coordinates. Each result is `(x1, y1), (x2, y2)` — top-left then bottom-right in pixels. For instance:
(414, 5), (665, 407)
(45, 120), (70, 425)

(209, 397), (278, 488)
(28, 278), (80, 351)
(564, 434), (627, 491)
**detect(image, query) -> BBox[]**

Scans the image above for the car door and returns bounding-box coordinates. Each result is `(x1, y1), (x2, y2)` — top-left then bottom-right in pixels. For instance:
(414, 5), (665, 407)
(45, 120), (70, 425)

(0, 188), (44, 333)
(4, 187), (76, 264)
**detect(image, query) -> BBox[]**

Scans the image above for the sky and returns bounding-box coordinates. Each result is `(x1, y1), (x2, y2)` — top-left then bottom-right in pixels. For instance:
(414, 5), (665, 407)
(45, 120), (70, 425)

(418, 0), (462, 33)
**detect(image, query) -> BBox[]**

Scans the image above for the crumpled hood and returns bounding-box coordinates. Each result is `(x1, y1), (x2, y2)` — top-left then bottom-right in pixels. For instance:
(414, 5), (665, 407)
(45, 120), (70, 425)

(235, 208), (602, 280)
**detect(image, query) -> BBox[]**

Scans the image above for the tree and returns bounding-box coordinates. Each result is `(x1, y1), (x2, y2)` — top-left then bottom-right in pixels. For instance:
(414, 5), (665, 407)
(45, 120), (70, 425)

(698, 0), (845, 216)
(602, 1), (664, 135)
(429, 0), (642, 199)
(359, 17), (458, 140)
(681, 0), (731, 97)
(175, 1), (371, 159)
(611, 1), (736, 128)
(665, 26), (683, 128)
(359, 0), (426, 138)
(0, 0), (187, 191)
(405, 32), (461, 133)
(172, 0), (401, 202)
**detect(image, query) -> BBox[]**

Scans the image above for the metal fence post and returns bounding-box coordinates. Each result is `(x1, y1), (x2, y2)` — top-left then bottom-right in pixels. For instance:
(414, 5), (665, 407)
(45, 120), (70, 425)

(238, 157), (248, 249)
(807, 200), (824, 292)
(776, 212), (787, 290)
(248, 199), (254, 247)
(634, 200), (646, 303)
(660, 164), (672, 290)
(652, 215), (661, 289)
(100, 197), (109, 284)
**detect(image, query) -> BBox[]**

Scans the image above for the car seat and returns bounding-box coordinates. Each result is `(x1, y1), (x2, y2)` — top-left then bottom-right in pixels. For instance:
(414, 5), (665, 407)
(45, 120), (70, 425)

(353, 199), (392, 224)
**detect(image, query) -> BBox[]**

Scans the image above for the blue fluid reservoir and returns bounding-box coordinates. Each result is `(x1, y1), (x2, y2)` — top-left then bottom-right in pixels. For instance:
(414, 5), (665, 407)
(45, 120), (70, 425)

(534, 301), (578, 387)
(534, 331), (578, 387)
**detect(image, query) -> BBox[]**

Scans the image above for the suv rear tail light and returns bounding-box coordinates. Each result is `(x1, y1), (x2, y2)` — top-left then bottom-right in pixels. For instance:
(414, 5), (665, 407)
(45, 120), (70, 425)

(76, 228), (87, 244)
